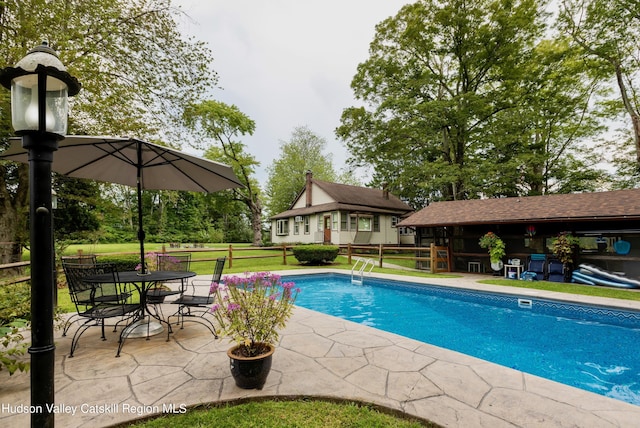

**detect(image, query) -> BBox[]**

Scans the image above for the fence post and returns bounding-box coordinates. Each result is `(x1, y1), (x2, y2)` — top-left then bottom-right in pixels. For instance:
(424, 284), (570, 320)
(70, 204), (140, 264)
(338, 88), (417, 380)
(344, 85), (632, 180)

(379, 243), (383, 268)
(228, 244), (233, 269)
(77, 249), (83, 257)
(283, 244), (287, 265)
(161, 244), (166, 254)
(430, 243), (436, 274)
(347, 243), (352, 264)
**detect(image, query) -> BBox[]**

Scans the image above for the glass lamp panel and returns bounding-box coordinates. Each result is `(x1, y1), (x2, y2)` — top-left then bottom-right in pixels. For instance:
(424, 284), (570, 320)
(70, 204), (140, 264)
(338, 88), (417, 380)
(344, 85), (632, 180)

(11, 73), (68, 134)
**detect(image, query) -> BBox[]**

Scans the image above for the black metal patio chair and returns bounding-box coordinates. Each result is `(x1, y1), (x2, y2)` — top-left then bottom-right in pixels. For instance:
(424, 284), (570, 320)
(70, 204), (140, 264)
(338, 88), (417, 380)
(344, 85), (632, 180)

(167, 257), (225, 337)
(61, 255), (133, 335)
(146, 253), (192, 304)
(62, 262), (139, 357)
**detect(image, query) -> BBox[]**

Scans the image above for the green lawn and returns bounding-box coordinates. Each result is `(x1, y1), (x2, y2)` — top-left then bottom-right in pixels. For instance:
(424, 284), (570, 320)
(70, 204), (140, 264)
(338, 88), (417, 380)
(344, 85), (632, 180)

(481, 277), (640, 301)
(124, 399), (432, 428)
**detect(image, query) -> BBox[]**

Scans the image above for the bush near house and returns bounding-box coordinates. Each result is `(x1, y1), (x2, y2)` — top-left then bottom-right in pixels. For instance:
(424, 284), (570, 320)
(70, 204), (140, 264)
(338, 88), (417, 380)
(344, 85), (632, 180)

(292, 245), (339, 265)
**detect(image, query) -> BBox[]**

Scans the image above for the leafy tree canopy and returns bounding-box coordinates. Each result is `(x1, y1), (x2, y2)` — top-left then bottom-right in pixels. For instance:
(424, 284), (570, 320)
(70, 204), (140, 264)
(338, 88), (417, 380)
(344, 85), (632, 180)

(265, 125), (338, 216)
(0, 0), (217, 258)
(184, 100), (264, 246)
(337, 0), (610, 206)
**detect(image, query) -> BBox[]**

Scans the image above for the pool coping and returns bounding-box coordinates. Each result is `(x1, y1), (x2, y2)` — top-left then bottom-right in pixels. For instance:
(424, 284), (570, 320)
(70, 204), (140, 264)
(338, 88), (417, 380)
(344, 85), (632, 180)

(1, 269), (639, 427)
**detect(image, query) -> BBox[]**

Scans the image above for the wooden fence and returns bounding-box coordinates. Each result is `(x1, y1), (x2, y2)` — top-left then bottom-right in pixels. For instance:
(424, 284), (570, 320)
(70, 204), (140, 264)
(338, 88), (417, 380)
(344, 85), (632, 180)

(178, 245), (296, 269)
(0, 261), (30, 286)
(340, 243), (451, 273)
(0, 242), (452, 285)
(0, 245), (297, 285)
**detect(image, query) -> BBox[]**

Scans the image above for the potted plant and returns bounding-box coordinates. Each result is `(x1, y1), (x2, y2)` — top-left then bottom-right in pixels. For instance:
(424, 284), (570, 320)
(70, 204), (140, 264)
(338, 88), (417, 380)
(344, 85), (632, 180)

(551, 232), (580, 280)
(209, 272), (300, 389)
(479, 232), (506, 274)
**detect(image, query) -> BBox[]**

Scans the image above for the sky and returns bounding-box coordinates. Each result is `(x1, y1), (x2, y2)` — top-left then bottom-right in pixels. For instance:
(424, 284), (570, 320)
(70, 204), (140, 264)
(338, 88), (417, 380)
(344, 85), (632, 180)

(174, 0), (408, 184)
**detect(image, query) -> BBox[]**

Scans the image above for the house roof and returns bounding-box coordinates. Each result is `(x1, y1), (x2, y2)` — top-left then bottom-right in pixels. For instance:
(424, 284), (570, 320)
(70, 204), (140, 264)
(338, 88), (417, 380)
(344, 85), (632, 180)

(270, 179), (413, 220)
(397, 188), (640, 228)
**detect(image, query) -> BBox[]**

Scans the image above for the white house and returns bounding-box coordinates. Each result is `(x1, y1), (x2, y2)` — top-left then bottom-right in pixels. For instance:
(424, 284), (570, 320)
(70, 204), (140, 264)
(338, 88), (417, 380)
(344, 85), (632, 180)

(270, 172), (414, 245)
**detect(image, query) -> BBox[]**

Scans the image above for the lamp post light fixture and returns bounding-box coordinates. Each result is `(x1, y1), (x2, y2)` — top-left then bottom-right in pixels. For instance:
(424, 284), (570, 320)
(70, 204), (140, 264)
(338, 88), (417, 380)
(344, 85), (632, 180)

(0, 42), (80, 428)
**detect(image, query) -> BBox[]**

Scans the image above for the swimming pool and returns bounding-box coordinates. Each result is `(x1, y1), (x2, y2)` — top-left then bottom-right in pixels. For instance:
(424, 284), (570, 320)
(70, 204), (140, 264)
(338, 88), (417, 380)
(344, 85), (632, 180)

(285, 273), (640, 406)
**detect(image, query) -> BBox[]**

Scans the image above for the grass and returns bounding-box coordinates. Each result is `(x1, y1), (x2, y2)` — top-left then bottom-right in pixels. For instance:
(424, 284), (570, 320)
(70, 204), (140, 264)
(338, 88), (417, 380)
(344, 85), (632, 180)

(481, 278), (640, 301)
(123, 399), (432, 428)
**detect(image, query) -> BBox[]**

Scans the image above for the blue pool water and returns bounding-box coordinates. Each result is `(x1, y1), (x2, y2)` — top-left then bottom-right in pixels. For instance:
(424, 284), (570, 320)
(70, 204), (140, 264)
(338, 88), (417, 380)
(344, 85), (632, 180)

(286, 273), (640, 406)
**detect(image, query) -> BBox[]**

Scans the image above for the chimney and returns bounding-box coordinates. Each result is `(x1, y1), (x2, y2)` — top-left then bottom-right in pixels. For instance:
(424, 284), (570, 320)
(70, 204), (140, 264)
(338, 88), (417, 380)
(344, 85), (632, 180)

(305, 170), (313, 207)
(382, 182), (389, 200)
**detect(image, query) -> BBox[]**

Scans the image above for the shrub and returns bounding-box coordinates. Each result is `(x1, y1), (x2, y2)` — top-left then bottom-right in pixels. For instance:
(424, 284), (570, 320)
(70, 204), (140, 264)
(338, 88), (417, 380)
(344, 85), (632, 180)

(0, 283), (30, 376)
(292, 245), (339, 265)
(0, 282), (31, 324)
(95, 254), (140, 271)
(1, 318), (29, 375)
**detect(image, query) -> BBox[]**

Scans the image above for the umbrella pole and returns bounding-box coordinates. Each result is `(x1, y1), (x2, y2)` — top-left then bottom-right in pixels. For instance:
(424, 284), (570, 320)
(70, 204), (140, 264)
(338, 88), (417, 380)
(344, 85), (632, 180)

(137, 186), (145, 273)
(137, 145), (146, 274)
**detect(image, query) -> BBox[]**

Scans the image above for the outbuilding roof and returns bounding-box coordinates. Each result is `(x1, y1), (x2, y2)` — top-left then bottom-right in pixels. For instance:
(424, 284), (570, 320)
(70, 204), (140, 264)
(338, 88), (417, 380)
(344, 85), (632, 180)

(397, 188), (640, 227)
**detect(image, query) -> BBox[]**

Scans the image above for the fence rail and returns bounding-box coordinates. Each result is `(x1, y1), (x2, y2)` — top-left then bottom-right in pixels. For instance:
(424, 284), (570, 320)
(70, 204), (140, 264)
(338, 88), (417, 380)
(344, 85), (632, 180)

(0, 242), (452, 286)
(340, 243), (450, 273)
(0, 261), (30, 286)
(0, 245), (297, 285)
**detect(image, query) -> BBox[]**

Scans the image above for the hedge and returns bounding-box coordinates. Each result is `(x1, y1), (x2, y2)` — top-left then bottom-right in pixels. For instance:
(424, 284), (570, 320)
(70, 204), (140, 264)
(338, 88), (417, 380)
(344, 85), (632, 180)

(292, 245), (339, 265)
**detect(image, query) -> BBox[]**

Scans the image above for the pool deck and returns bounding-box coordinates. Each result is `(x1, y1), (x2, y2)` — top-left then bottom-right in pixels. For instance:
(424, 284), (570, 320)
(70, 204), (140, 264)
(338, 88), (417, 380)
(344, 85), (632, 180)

(2, 269), (640, 427)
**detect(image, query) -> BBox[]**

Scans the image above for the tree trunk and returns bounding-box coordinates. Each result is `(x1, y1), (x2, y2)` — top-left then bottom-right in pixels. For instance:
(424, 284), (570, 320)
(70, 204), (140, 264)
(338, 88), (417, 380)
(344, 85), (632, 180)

(614, 62), (640, 164)
(250, 197), (263, 247)
(632, 114), (640, 165)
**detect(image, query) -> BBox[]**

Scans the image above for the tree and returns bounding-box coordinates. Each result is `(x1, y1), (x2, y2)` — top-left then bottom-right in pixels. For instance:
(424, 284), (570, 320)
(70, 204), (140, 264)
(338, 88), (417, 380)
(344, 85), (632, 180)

(476, 37), (608, 197)
(183, 100), (264, 246)
(559, 0), (640, 166)
(337, 0), (549, 204)
(0, 0), (216, 262)
(52, 177), (101, 241)
(265, 126), (337, 216)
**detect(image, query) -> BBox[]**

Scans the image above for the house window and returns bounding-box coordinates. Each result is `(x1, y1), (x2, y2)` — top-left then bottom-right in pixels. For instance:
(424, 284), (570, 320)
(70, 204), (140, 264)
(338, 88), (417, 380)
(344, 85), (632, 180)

(340, 212), (348, 231)
(276, 219), (289, 236)
(304, 216), (310, 234)
(391, 216), (399, 227)
(358, 216), (372, 231)
(373, 215), (380, 232)
(293, 221), (299, 235)
(332, 212), (338, 230)
(317, 215), (323, 231)
(399, 227), (414, 235)
(350, 215), (357, 230)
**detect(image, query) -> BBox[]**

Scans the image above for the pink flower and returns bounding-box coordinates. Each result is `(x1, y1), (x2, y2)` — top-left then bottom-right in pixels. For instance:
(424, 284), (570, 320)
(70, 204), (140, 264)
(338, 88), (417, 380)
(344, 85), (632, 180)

(208, 271), (301, 352)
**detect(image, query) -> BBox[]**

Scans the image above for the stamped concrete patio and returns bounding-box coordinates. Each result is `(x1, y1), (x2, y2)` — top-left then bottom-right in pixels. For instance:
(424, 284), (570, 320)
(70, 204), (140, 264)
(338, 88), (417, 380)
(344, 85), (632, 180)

(1, 269), (640, 427)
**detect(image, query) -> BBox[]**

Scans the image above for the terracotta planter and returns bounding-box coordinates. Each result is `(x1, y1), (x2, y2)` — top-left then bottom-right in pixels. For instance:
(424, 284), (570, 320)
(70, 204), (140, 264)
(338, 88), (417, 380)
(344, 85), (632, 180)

(227, 343), (275, 390)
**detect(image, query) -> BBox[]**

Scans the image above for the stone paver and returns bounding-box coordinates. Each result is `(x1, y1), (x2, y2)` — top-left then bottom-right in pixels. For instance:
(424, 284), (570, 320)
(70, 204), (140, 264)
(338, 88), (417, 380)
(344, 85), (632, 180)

(1, 269), (640, 427)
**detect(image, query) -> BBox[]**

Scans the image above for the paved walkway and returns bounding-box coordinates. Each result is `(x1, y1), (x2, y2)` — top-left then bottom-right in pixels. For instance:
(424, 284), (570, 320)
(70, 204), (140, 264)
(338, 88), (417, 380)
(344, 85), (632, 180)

(2, 270), (640, 427)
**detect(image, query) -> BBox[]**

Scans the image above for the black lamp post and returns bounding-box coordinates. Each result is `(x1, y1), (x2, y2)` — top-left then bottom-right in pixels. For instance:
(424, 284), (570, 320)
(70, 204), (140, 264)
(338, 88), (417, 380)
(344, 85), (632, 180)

(0, 42), (80, 428)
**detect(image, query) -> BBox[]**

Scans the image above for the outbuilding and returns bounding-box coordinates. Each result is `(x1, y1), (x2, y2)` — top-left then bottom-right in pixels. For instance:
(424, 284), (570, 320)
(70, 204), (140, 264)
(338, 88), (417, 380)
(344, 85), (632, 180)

(397, 189), (640, 277)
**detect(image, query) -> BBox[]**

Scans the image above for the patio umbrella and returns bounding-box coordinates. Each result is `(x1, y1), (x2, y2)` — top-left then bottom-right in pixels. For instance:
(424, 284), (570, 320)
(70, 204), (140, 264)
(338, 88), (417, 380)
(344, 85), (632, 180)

(1, 135), (243, 272)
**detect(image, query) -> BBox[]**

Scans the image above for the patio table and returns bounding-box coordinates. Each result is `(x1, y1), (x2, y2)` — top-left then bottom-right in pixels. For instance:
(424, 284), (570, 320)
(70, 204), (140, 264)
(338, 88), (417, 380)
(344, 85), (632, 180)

(84, 270), (196, 341)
